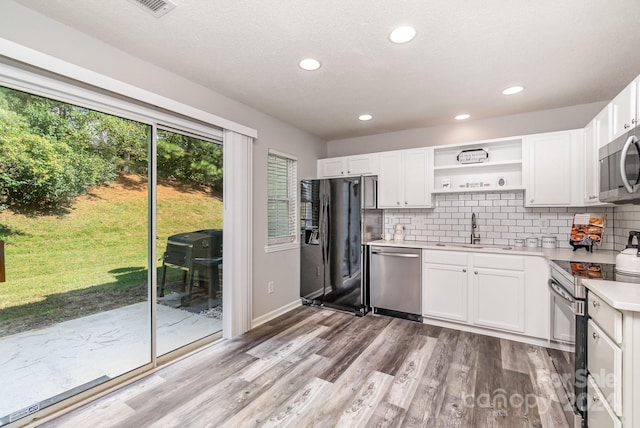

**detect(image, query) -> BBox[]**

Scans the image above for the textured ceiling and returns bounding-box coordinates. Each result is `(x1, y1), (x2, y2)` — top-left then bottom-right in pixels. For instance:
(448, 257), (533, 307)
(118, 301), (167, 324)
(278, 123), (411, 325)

(11, 0), (640, 140)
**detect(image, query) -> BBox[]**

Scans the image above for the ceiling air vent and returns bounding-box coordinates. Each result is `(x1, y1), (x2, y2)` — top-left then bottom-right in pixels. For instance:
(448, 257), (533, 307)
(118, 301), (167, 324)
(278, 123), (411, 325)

(128, 0), (177, 18)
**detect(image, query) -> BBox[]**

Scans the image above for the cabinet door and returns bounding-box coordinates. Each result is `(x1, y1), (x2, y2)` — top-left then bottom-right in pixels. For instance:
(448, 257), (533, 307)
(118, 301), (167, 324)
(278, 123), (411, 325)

(524, 132), (572, 206)
(378, 152), (402, 208)
(347, 154), (378, 175)
(596, 104), (613, 149)
(611, 80), (637, 141)
(423, 263), (468, 322)
(403, 149), (431, 207)
(318, 158), (346, 177)
(584, 119), (600, 204)
(472, 268), (525, 333)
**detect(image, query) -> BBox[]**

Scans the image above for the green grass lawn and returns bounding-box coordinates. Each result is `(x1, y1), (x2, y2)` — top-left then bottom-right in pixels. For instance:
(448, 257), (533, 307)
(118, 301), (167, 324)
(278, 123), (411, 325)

(0, 174), (223, 336)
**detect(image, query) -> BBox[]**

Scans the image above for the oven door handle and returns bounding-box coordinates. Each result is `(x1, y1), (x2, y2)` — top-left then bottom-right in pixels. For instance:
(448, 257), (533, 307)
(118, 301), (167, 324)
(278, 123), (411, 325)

(548, 278), (575, 305)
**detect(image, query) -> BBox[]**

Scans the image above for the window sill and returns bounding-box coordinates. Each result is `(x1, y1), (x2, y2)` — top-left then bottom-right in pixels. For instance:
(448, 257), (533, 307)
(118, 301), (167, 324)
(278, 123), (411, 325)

(265, 242), (299, 253)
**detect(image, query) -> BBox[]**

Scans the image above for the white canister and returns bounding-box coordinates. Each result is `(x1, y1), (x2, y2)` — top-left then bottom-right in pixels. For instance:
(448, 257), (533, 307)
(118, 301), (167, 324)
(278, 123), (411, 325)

(514, 238), (525, 247)
(526, 237), (539, 248)
(541, 236), (557, 249)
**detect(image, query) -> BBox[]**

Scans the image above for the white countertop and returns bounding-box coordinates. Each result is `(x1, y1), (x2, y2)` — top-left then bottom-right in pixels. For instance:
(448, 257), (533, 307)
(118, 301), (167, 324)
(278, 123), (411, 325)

(367, 239), (618, 264)
(583, 279), (640, 312)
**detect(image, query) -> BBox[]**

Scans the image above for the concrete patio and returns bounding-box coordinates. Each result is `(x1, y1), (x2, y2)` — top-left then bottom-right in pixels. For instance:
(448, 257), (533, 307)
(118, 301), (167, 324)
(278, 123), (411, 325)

(0, 302), (221, 423)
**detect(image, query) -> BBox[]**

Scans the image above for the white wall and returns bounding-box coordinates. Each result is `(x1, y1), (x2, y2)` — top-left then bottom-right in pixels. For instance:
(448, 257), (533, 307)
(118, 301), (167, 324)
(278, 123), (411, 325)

(327, 102), (607, 157)
(0, 1), (326, 321)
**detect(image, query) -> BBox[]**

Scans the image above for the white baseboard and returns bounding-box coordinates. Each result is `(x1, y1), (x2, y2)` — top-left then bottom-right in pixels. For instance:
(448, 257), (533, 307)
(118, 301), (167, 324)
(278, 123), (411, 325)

(251, 299), (302, 329)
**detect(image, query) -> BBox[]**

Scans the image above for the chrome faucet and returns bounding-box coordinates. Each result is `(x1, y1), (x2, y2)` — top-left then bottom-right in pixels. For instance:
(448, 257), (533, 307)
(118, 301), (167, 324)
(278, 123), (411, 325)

(471, 212), (480, 245)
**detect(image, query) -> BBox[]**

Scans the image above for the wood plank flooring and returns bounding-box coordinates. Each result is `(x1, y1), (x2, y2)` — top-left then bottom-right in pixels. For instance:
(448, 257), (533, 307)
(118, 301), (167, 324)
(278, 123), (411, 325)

(42, 306), (570, 428)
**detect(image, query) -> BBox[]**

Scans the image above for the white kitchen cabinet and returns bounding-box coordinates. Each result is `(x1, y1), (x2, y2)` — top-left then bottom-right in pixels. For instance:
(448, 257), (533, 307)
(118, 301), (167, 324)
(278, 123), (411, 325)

(378, 148), (432, 208)
(584, 284), (640, 428)
(523, 129), (584, 207)
(317, 153), (379, 178)
(611, 79), (637, 141)
(423, 261), (468, 322)
(472, 267), (525, 333)
(584, 119), (600, 205)
(432, 138), (523, 193)
(596, 103), (613, 149)
(422, 250), (543, 338)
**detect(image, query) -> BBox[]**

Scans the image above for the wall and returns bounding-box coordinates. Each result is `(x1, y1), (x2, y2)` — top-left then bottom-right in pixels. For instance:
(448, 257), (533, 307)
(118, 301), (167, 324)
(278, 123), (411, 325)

(327, 102), (606, 157)
(613, 204), (640, 250)
(0, 1), (326, 321)
(384, 191), (616, 251)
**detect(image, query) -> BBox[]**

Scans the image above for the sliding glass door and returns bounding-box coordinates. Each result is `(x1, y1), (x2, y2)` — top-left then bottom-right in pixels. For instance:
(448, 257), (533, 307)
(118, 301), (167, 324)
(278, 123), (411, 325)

(0, 83), (224, 425)
(155, 128), (224, 356)
(0, 86), (152, 424)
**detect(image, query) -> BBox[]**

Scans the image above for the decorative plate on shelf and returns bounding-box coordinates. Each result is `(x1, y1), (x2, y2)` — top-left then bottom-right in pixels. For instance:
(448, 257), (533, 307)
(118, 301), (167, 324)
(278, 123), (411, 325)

(457, 148), (488, 164)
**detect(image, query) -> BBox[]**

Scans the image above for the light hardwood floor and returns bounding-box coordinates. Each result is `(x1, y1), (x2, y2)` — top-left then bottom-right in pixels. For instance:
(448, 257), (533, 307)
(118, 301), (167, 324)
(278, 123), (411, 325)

(42, 306), (570, 427)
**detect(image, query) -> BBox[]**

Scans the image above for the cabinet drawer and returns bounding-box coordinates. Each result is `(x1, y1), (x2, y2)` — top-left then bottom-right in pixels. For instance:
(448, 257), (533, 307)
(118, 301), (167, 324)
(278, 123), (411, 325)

(587, 375), (622, 428)
(472, 253), (524, 271)
(423, 250), (467, 266)
(589, 292), (622, 344)
(587, 320), (622, 416)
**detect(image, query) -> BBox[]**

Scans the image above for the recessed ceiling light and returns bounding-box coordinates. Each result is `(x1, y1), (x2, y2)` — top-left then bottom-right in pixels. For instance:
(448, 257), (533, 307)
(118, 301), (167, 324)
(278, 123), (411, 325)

(455, 114), (471, 120)
(502, 85), (525, 95)
(299, 58), (321, 71)
(389, 26), (416, 44)
(358, 114), (373, 121)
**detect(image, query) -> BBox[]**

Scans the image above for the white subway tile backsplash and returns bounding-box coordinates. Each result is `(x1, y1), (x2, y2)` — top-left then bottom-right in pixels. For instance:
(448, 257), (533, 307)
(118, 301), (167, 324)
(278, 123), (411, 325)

(384, 191), (617, 251)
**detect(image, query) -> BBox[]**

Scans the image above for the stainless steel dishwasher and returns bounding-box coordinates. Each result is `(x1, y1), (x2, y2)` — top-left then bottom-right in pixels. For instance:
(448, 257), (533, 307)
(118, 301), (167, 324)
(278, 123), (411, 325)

(370, 246), (422, 321)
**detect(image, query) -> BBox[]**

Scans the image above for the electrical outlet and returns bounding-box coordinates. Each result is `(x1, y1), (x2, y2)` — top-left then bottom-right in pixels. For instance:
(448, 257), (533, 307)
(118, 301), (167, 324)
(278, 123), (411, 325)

(539, 217), (548, 228)
(267, 281), (274, 294)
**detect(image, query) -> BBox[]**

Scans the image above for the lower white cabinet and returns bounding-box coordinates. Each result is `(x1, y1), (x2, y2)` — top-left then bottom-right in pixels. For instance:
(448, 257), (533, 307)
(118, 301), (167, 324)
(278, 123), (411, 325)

(423, 262), (468, 322)
(473, 267), (525, 332)
(585, 289), (640, 427)
(587, 375), (622, 428)
(422, 250), (543, 338)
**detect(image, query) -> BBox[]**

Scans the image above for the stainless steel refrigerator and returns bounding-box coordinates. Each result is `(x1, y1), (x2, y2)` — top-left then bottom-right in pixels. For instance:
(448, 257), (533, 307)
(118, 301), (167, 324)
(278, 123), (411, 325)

(300, 176), (382, 315)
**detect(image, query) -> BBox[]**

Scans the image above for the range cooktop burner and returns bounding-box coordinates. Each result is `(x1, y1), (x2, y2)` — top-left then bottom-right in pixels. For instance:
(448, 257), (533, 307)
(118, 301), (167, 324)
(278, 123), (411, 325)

(551, 259), (616, 281)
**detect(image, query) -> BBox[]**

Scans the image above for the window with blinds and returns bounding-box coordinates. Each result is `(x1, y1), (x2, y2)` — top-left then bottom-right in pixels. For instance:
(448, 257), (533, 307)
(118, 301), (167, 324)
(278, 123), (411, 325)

(267, 150), (297, 245)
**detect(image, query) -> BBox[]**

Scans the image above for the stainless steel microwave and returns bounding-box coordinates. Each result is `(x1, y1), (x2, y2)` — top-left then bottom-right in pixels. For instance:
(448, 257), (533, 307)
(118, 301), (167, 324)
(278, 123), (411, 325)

(599, 127), (640, 204)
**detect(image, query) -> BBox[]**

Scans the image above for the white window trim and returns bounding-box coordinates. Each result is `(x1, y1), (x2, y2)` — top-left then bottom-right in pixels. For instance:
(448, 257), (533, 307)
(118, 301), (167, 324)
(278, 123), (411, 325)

(266, 149), (298, 252)
(0, 37), (256, 139)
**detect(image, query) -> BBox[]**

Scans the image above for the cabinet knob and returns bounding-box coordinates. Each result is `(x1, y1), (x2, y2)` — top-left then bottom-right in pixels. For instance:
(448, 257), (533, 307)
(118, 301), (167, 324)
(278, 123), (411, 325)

(404, 201), (408, 205)
(633, 118), (637, 125)
(593, 394), (599, 403)
(462, 269), (467, 273)
(474, 271), (478, 275)
(347, 171), (350, 174)
(397, 201), (400, 205)
(530, 199), (534, 203)
(624, 123), (630, 129)
(592, 300), (599, 308)
(592, 331), (599, 340)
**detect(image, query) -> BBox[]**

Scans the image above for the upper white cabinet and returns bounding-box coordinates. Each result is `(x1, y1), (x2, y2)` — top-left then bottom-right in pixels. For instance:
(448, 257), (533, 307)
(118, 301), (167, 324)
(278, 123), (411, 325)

(596, 103), (613, 149)
(584, 108), (612, 206)
(584, 119), (601, 205)
(317, 153), (379, 178)
(524, 129), (584, 207)
(611, 79), (638, 141)
(432, 139), (523, 193)
(378, 148), (432, 208)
